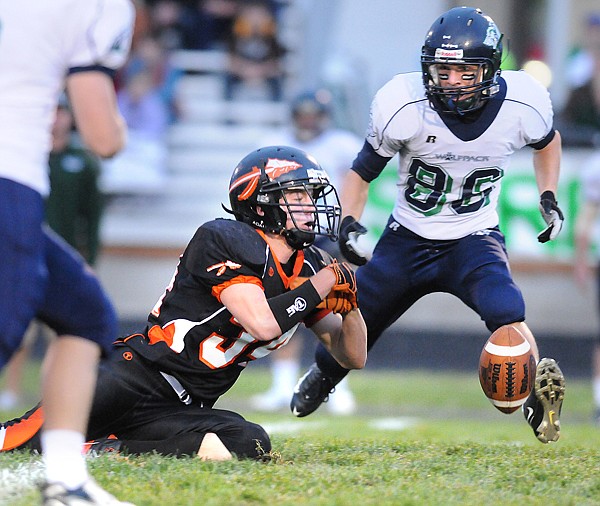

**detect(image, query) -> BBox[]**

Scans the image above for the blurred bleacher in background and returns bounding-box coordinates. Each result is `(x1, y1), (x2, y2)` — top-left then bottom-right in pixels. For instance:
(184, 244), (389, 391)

(100, 1), (304, 248)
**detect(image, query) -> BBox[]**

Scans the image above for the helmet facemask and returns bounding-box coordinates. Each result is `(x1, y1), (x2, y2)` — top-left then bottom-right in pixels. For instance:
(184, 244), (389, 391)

(422, 57), (500, 115)
(258, 180), (341, 249)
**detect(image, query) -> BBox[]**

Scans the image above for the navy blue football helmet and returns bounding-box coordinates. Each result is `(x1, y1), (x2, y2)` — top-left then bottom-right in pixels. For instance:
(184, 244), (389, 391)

(290, 89), (333, 141)
(228, 146), (341, 249)
(421, 7), (503, 115)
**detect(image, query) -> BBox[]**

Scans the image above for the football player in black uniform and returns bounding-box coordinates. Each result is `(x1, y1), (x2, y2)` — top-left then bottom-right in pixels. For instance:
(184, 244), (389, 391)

(1, 146), (367, 460)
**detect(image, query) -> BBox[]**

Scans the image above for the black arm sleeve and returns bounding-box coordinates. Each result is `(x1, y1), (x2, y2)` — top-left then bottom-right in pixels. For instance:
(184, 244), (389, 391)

(267, 280), (322, 333)
(528, 127), (556, 150)
(350, 140), (393, 183)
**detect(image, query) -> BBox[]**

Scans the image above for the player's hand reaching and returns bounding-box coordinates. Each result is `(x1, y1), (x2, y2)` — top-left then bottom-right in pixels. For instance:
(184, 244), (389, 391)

(339, 216), (370, 266)
(322, 261), (358, 315)
(325, 260), (357, 294)
(290, 261), (358, 315)
(537, 190), (564, 243)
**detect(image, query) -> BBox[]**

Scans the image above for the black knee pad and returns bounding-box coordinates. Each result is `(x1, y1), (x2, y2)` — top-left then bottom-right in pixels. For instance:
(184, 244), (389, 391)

(218, 421), (271, 459)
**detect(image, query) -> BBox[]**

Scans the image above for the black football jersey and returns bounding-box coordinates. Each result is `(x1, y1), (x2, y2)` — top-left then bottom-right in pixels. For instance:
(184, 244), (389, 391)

(120, 219), (332, 404)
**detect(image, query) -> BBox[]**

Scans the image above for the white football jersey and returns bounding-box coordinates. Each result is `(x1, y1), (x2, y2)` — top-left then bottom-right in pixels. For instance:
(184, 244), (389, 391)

(0, 0), (134, 195)
(260, 128), (363, 187)
(366, 70), (554, 240)
(580, 152), (600, 205)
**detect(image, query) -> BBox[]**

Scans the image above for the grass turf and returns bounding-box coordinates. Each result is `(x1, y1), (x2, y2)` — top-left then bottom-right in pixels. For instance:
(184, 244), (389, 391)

(1, 365), (599, 505)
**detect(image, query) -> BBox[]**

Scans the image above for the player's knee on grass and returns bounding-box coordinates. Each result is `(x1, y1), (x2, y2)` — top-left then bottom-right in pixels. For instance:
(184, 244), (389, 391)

(216, 420), (271, 459)
(198, 433), (232, 461)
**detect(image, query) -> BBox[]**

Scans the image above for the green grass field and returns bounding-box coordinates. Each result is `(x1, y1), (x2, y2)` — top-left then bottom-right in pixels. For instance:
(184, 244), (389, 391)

(1, 364), (599, 505)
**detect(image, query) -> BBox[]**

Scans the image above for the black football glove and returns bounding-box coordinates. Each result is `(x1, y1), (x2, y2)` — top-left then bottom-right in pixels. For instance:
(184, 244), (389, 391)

(537, 190), (564, 243)
(339, 216), (370, 266)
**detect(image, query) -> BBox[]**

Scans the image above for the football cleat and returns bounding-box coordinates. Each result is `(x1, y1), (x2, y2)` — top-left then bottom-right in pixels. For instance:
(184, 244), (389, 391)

(0, 404), (44, 451)
(290, 363), (337, 417)
(523, 357), (565, 443)
(41, 479), (135, 505)
(83, 436), (122, 457)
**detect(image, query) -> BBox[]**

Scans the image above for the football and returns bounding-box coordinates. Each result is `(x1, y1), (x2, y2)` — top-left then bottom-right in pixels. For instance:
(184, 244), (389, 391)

(478, 325), (536, 414)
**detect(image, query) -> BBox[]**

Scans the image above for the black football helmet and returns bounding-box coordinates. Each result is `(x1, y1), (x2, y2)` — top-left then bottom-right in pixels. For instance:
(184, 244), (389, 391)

(227, 146), (341, 249)
(421, 6), (503, 115)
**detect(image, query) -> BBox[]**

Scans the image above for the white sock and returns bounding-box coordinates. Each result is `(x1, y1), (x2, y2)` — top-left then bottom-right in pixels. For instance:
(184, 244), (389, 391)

(335, 377), (351, 392)
(593, 377), (600, 407)
(42, 430), (88, 490)
(271, 359), (300, 397)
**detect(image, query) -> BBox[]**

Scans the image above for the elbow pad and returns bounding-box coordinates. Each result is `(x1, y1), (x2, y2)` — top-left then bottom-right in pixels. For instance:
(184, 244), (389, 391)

(267, 280), (322, 333)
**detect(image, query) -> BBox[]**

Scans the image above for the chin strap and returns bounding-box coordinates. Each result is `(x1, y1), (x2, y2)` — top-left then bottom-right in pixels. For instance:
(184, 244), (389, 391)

(284, 229), (315, 249)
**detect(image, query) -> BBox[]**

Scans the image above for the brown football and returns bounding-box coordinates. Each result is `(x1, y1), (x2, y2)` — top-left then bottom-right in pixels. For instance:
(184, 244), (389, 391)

(478, 325), (536, 414)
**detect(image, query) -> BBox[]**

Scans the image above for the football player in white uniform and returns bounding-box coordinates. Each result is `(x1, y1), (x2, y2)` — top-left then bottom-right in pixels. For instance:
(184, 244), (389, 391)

(291, 6), (566, 444)
(252, 90), (363, 413)
(0, 1), (134, 504)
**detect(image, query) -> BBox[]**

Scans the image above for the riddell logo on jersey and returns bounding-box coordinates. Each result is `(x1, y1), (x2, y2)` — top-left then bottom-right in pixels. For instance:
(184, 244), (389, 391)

(207, 260), (242, 276)
(286, 297), (307, 317)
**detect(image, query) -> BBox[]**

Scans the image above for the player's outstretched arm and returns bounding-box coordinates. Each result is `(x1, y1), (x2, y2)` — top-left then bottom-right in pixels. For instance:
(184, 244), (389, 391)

(220, 268), (337, 341)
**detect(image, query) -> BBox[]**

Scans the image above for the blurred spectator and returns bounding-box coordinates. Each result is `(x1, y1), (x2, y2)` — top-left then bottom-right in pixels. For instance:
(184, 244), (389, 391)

(261, 89), (363, 188)
(558, 13), (600, 147)
(101, 67), (170, 195)
(251, 89), (363, 413)
(573, 155), (600, 425)
(131, 0), (154, 50)
(149, 0), (186, 50)
(149, 0), (238, 51)
(223, 0), (286, 101)
(179, 0), (239, 50)
(566, 13), (600, 88)
(46, 100), (104, 266)
(123, 35), (183, 121)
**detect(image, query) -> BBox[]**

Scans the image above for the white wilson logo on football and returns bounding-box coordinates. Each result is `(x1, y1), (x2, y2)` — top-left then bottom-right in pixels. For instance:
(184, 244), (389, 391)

(490, 397), (528, 410)
(483, 340), (531, 357)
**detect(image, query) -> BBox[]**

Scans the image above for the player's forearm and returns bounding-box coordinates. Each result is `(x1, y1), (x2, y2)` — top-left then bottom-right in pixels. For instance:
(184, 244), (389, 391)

(533, 131), (561, 194)
(67, 73), (128, 158)
(340, 170), (370, 220)
(330, 309), (367, 370)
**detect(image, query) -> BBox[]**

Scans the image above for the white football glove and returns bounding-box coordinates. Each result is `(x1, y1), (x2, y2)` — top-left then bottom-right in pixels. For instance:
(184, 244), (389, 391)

(537, 191), (564, 243)
(339, 216), (371, 266)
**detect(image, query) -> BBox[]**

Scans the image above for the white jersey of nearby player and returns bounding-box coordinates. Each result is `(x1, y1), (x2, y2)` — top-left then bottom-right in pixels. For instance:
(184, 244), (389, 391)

(261, 128), (362, 187)
(0, 0), (134, 195)
(581, 153), (600, 205)
(366, 70), (554, 240)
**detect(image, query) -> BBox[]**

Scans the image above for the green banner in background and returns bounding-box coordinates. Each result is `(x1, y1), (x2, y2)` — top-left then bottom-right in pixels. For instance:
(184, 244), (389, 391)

(361, 149), (590, 262)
